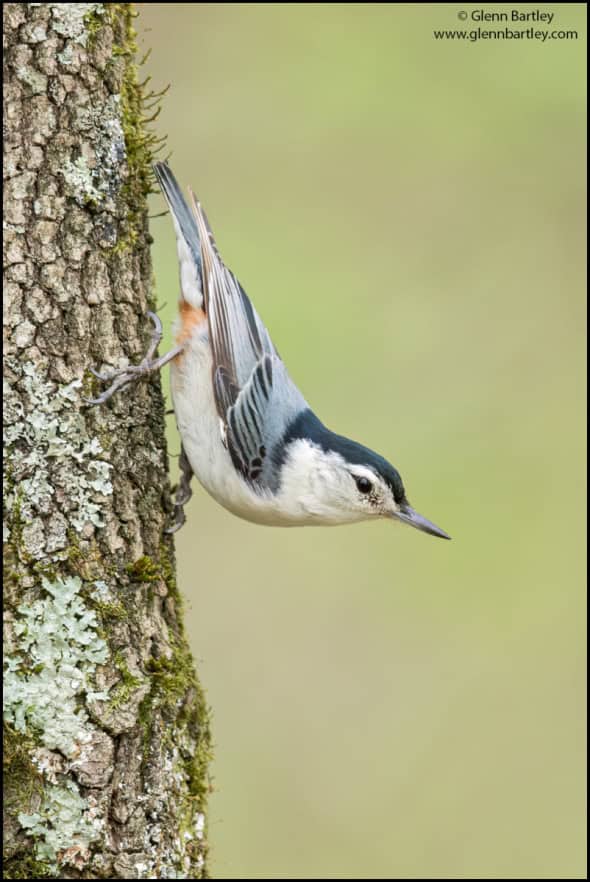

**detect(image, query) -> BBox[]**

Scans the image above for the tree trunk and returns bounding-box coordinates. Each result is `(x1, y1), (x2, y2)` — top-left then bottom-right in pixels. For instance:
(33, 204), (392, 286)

(3, 4), (210, 878)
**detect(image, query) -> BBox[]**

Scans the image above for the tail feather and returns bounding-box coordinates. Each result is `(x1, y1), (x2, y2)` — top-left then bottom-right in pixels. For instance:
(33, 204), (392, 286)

(153, 162), (204, 309)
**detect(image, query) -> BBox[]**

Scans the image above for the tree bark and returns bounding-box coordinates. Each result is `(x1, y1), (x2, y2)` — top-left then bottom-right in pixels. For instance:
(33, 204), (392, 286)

(3, 4), (210, 878)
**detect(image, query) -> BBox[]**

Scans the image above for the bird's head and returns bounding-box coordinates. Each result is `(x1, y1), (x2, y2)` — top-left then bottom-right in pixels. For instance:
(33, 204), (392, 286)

(278, 412), (450, 538)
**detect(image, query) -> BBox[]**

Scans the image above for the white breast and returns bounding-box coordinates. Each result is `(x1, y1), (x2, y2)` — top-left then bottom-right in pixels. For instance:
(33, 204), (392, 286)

(171, 323), (289, 526)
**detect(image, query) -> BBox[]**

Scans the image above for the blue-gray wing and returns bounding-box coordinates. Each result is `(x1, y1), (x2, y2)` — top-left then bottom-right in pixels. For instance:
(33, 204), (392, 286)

(189, 188), (307, 490)
(226, 353), (307, 489)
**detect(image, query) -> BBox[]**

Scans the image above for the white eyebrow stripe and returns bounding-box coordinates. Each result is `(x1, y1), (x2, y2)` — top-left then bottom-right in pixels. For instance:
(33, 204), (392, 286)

(349, 465), (379, 480)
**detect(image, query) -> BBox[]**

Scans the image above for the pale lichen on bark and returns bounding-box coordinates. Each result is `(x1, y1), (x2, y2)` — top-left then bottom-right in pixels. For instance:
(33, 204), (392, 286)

(3, 4), (210, 878)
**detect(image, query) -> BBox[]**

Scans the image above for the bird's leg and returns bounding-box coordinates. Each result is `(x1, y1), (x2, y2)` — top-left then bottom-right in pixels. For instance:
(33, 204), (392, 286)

(85, 312), (183, 405)
(166, 444), (194, 534)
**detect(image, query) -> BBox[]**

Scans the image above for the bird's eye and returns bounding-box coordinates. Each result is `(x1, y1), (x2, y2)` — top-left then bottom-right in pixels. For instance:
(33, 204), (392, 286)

(355, 476), (372, 494)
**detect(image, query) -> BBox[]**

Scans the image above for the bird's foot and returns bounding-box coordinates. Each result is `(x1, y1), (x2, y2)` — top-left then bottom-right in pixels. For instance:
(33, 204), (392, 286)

(166, 445), (194, 534)
(84, 311), (183, 405)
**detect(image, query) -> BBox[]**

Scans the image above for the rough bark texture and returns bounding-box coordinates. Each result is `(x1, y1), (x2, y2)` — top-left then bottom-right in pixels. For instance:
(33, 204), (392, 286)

(3, 4), (210, 878)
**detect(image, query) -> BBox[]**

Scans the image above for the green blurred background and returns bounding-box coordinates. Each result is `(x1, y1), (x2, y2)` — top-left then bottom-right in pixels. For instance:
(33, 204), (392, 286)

(137, 4), (586, 878)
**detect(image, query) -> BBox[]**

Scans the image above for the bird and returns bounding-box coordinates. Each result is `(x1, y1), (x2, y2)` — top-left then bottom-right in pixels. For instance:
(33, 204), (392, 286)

(88, 162), (450, 540)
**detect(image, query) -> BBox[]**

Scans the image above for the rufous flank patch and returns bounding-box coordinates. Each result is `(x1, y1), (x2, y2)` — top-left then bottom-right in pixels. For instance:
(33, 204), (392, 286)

(175, 300), (206, 352)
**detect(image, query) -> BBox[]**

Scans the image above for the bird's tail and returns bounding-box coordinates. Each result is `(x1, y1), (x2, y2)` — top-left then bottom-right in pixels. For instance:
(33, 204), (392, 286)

(152, 162), (204, 310)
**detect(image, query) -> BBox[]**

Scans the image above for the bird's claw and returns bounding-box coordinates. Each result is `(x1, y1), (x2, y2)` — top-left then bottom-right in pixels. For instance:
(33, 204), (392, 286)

(165, 446), (194, 534)
(165, 507), (187, 534)
(84, 312), (178, 406)
(84, 369), (140, 405)
(89, 366), (112, 382)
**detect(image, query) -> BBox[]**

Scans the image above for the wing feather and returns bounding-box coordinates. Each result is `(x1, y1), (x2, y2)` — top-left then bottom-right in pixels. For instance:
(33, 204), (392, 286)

(185, 186), (307, 489)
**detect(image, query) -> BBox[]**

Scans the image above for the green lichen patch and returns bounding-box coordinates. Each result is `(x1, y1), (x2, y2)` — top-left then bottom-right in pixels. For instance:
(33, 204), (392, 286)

(3, 362), (113, 560)
(59, 89), (127, 209)
(4, 576), (109, 757)
(3, 576), (111, 871)
(15, 63), (48, 95)
(55, 4), (165, 251)
(18, 779), (98, 866)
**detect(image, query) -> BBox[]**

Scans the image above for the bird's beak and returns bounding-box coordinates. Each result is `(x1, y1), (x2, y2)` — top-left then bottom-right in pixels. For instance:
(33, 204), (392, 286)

(393, 503), (451, 540)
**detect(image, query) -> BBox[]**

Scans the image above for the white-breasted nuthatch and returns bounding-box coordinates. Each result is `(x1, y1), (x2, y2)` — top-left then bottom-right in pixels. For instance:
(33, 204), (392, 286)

(89, 163), (450, 539)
